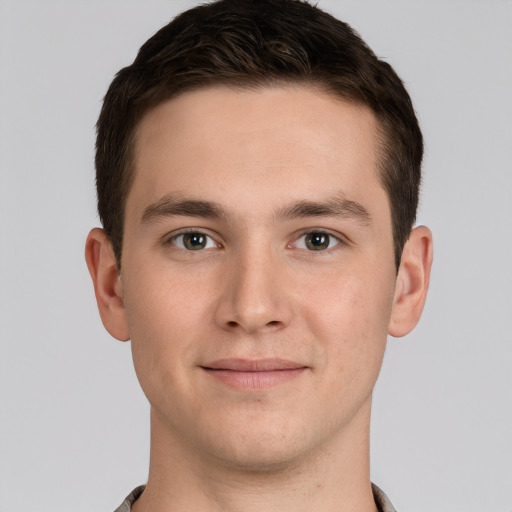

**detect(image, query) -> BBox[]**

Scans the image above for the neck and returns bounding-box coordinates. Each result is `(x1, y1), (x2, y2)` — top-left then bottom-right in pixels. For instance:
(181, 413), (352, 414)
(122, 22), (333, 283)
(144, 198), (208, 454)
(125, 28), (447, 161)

(132, 397), (377, 512)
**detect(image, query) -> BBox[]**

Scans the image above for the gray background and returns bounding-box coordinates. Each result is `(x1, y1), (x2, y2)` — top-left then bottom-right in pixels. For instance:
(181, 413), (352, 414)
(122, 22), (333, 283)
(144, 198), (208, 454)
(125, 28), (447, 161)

(1, 1), (511, 511)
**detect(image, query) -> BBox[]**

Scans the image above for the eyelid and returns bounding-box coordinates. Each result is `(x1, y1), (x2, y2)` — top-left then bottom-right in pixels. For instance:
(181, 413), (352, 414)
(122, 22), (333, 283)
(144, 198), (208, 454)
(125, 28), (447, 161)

(162, 227), (348, 251)
(165, 228), (221, 250)
(289, 229), (346, 251)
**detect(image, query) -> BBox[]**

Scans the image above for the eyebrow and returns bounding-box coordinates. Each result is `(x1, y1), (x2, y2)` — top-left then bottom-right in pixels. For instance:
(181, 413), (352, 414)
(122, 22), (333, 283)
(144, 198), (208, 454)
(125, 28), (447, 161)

(140, 192), (371, 226)
(141, 194), (228, 224)
(275, 194), (371, 225)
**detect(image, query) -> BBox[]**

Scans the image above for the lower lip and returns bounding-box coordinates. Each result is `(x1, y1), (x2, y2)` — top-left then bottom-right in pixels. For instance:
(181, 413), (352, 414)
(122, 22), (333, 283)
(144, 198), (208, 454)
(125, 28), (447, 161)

(202, 368), (306, 390)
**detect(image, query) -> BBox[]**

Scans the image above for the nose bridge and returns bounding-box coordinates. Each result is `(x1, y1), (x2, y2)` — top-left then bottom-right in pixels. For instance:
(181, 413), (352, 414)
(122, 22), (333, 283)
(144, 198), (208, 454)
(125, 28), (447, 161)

(215, 240), (291, 333)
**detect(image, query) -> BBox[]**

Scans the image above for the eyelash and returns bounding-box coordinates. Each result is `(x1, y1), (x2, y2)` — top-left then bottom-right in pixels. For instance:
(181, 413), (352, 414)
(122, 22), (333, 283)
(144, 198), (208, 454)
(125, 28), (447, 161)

(291, 230), (343, 252)
(165, 229), (345, 253)
(167, 229), (219, 251)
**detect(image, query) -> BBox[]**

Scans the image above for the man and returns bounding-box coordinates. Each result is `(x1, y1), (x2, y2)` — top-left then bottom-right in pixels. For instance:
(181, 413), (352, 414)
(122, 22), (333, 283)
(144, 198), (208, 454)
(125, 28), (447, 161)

(85, 0), (433, 510)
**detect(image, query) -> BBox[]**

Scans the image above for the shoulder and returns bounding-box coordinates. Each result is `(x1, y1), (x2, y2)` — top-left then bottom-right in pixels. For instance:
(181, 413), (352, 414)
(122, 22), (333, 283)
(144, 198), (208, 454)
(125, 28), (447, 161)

(372, 483), (398, 512)
(113, 485), (145, 512)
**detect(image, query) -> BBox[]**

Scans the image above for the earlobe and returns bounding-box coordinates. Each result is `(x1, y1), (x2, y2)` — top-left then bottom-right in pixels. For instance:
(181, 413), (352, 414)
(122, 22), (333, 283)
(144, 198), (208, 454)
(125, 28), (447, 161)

(388, 226), (433, 338)
(85, 228), (130, 341)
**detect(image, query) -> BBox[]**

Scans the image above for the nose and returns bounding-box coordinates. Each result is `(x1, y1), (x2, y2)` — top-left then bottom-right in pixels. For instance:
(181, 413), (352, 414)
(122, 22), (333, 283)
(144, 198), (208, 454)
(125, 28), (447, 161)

(214, 246), (293, 334)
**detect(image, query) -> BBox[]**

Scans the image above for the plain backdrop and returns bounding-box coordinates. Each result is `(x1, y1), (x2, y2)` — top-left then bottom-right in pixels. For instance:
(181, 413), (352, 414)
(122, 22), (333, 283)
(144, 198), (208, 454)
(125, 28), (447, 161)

(1, 1), (511, 511)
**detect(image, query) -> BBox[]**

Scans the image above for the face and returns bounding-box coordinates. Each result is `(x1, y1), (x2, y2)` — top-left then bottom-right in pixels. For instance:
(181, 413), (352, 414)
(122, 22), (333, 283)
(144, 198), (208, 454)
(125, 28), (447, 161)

(119, 86), (399, 469)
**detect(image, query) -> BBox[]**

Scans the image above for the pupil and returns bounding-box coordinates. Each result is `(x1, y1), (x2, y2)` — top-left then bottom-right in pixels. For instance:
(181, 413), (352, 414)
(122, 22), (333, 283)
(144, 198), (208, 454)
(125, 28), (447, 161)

(307, 233), (329, 250)
(184, 233), (206, 250)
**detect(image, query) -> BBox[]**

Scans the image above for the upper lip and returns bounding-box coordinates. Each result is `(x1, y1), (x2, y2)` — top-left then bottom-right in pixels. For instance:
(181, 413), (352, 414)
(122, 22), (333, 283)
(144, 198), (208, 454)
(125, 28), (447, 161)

(202, 358), (307, 372)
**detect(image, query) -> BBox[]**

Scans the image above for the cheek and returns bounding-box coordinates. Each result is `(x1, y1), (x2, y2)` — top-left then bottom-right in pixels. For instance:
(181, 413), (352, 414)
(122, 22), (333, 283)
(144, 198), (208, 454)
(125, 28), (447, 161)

(123, 261), (211, 335)
(301, 268), (394, 381)
(304, 267), (393, 336)
(121, 267), (210, 392)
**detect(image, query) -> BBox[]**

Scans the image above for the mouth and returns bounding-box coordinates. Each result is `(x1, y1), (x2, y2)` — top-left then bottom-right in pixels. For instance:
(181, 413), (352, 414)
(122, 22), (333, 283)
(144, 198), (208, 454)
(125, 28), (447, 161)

(200, 358), (308, 390)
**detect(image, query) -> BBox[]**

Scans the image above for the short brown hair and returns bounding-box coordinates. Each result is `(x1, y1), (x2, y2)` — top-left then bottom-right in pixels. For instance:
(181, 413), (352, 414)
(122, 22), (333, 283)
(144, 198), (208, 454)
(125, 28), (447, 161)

(95, 0), (423, 270)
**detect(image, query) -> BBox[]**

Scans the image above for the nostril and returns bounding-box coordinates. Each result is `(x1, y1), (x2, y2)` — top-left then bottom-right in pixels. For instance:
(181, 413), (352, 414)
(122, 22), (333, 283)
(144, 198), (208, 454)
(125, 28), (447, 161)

(224, 319), (281, 331)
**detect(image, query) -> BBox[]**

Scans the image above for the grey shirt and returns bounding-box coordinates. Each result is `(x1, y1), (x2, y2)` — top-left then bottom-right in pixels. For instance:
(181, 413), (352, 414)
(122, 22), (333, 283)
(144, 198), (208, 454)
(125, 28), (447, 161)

(114, 483), (397, 512)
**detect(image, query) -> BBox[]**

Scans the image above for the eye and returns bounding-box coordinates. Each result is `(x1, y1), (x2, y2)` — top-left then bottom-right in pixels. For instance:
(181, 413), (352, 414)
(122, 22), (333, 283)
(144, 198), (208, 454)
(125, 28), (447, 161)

(170, 231), (217, 251)
(294, 231), (341, 251)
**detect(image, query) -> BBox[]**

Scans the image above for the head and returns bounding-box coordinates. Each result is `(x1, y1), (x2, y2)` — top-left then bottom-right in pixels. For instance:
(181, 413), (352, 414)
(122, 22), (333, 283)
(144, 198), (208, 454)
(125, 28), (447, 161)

(86, 0), (432, 473)
(95, 0), (423, 271)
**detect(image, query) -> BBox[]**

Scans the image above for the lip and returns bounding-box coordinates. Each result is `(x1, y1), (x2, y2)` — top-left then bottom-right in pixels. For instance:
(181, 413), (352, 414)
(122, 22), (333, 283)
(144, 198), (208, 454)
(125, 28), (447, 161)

(201, 358), (308, 390)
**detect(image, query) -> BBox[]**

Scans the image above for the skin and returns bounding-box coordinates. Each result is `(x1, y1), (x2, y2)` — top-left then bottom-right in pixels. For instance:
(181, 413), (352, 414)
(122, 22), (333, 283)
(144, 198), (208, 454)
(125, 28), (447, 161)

(86, 86), (432, 512)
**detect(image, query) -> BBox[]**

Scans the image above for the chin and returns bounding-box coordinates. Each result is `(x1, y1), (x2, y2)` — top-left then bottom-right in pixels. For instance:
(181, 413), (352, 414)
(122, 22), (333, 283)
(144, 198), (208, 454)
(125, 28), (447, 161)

(210, 437), (310, 474)
(198, 415), (319, 474)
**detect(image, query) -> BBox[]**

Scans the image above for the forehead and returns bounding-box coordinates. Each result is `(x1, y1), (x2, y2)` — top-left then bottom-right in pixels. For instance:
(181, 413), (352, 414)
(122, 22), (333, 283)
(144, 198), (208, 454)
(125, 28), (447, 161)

(128, 85), (386, 220)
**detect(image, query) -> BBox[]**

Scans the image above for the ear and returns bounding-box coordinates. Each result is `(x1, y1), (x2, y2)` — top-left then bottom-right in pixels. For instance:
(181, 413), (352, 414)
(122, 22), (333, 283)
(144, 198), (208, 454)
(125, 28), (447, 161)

(85, 228), (130, 341)
(388, 226), (433, 338)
